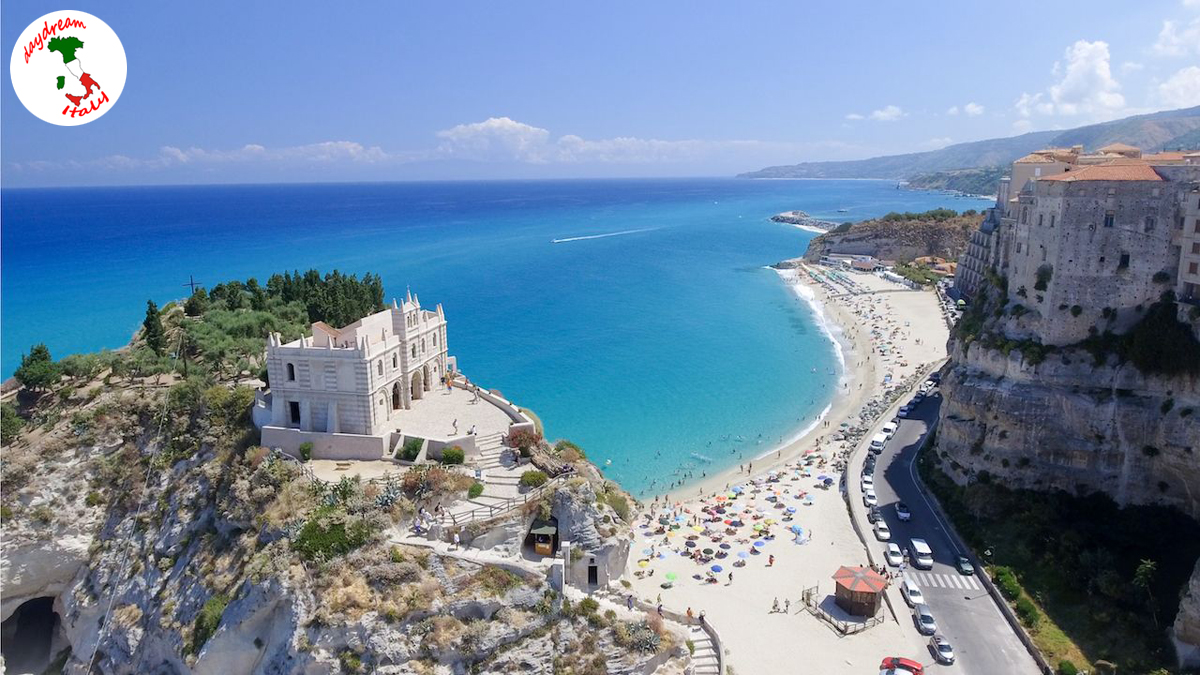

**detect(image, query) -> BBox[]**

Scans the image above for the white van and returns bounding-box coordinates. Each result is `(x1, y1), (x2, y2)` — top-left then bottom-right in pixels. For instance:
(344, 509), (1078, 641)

(909, 538), (934, 570)
(881, 422), (898, 440)
(869, 432), (888, 453)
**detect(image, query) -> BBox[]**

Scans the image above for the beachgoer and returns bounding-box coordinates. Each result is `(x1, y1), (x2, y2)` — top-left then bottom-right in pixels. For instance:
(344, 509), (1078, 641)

(768, 554), (775, 567)
(452, 531), (460, 550)
(699, 610), (706, 625)
(687, 607), (694, 622)
(657, 604), (664, 617)
(784, 599), (791, 613)
(772, 598), (780, 613)
(728, 572), (733, 584)
(627, 595), (634, 611)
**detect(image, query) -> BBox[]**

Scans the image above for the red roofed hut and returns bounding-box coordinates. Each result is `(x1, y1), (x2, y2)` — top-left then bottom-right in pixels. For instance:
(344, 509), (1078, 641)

(832, 565), (887, 616)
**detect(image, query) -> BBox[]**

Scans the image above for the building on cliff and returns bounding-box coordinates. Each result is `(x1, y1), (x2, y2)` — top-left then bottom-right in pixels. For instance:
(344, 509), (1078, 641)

(955, 146), (1200, 340)
(258, 290), (456, 457)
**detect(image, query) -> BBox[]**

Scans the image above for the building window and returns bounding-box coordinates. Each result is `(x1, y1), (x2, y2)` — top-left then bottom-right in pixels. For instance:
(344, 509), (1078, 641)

(287, 363), (296, 381)
(1144, 216), (1155, 232)
(377, 361), (383, 376)
(1118, 253), (1130, 269)
(1192, 242), (1200, 255)
(289, 401), (301, 425)
(1021, 208), (1028, 224)
(393, 354), (398, 369)
(1049, 214), (1055, 228)
(1191, 262), (1199, 275)
(411, 345), (416, 358)
(1103, 212), (1115, 228)
(1194, 219), (1200, 234)
(1016, 243), (1022, 253)
(1099, 256), (1106, 264)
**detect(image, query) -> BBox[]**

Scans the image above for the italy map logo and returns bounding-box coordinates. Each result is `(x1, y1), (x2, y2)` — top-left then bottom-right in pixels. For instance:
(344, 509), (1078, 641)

(9, 11), (127, 126)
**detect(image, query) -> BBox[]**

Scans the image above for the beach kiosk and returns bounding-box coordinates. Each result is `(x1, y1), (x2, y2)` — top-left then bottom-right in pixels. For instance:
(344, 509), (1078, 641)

(526, 517), (559, 557)
(832, 565), (887, 617)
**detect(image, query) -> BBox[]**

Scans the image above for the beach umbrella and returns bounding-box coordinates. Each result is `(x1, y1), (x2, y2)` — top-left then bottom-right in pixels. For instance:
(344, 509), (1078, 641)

(817, 474), (830, 481)
(823, 477), (834, 485)
(738, 551), (750, 558)
(754, 541), (766, 548)
(731, 486), (744, 494)
(686, 540), (696, 548)
(715, 507), (726, 514)
(638, 560), (649, 567)
(711, 565), (723, 573)
(790, 524), (804, 534)
(719, 543), (731, 550)
(703, 548), (714, 555)
(665, 572), (678, 581)
(643, 548), (653, 555)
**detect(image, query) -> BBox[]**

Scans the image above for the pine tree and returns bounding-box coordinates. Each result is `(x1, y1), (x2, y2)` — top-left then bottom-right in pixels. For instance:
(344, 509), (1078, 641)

(143, 299), (166, 355)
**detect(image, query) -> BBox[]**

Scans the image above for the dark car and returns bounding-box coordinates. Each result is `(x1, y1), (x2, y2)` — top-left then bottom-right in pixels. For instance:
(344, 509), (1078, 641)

(955, 555), (975, 575)
(868, 505), (882, 523)
(929, 372), (942, 384)
(862, 463), (875, 477)
(895, 502), (911, 521)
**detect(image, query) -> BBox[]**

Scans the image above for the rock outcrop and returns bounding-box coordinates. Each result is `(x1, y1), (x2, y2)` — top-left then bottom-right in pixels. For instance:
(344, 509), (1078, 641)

(1175, 559), (1200, 669)
(803, 213), (981, 263)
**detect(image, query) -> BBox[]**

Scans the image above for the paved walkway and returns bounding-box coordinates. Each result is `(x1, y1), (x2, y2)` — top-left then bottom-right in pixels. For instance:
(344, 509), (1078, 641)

(389, 384), (512, 441)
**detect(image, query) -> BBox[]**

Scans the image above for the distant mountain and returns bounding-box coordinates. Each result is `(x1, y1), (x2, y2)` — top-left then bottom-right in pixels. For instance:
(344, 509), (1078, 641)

(905, 166), (1009, 196)
(740, 106), (1200, 180)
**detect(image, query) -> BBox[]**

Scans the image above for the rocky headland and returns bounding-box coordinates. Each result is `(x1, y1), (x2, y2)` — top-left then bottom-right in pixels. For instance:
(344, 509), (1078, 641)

(801, 209), (983, 263)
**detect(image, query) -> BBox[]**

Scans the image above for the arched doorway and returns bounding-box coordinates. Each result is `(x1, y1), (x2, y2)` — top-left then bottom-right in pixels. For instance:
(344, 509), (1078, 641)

(392, 382), (401, 410)
(411, 370), (424, 400)
(422, 363), (431, 392)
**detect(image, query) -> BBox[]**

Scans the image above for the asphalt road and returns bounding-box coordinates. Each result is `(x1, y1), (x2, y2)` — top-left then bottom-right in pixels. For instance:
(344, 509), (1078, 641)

(857, 389), (1041, 674)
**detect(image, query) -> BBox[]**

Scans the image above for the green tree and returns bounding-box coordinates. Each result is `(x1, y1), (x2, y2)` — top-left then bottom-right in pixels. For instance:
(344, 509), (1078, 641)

(14, 343), (60, 391)
(143, 300), (167, 355)
(184, 288), (209, 316)
(1, 403), (25, 445)
(1133, 558), (1158, 628)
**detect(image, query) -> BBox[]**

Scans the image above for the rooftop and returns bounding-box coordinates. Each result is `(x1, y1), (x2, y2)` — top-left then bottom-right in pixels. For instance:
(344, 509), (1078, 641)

(1038, 163), (1164, 182)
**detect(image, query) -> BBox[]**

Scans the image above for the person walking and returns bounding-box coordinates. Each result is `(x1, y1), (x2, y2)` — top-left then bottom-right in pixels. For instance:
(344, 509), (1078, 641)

(727, 572), (733, 585)
(627, 595), (634, 612)
(657, 604), (664, 618)
(784, 599), (791, 614)
(768, 554), (775, 567)
(687, 607), (694, 623)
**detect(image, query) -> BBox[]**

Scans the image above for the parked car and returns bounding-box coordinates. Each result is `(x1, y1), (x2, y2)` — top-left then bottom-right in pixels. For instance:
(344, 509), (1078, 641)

(898, 405), (913, 419)
(880, 657), (924, 675)
(895, 502), (911, 521)
(923, 378), (936, 391)
(901, 577), (925, 607)
(929, 635), (955, 664)
(929, 372), (942, 384)
(863, 489), (878, 507)
(881, 421), (898, 439)
(911, 391), (925, 404)
(885, 543), (903, 567)
(867, 505), (882, 523)
(913, 603), (938, 635)
(955, 555), (975, 576)
(874, 520), (891, 541)
(861, 475), (874, 490)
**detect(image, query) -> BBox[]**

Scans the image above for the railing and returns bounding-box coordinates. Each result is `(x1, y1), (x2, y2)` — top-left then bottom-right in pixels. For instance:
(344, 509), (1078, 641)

(607, 590), (726, 675)
(434, 479), (561, 527)
(801, 584), (883, 635)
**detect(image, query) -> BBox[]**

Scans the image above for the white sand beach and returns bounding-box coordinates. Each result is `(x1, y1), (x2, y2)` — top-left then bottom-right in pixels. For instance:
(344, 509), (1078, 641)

(624, 264), (950, 674)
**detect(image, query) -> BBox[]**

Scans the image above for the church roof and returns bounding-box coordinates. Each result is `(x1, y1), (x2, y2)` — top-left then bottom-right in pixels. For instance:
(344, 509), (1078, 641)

(1038, 164), (1163, 182)
(1097, 142), (1141, 153)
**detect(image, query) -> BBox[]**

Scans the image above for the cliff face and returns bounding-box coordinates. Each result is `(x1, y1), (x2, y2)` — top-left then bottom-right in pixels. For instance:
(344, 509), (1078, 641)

(937, 340), (1199, 518)
(803, 215), (981, 263)
(0, 382), (669, 675)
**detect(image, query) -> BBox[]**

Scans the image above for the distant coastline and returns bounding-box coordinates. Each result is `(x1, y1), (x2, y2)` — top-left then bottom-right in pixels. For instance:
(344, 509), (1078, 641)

(769, 210), (838, 233)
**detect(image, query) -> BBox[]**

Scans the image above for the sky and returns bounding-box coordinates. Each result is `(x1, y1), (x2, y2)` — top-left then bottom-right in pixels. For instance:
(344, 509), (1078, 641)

(2, 0), (1199, 187)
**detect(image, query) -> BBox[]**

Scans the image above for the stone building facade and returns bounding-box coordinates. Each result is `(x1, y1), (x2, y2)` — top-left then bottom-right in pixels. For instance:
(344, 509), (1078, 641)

(263, 290), (452, 438)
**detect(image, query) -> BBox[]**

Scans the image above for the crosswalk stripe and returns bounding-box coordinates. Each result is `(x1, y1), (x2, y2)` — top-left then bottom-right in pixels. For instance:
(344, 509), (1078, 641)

(926, 573), (940, 588)
(950, 575), (966, 589)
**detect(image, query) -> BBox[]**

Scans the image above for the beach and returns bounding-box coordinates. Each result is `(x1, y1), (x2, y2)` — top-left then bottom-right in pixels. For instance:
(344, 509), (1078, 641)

(625, 264), (950, 674)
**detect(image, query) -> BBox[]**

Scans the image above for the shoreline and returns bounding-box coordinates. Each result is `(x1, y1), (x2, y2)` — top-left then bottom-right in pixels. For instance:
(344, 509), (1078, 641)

(654, 265), (877, 503)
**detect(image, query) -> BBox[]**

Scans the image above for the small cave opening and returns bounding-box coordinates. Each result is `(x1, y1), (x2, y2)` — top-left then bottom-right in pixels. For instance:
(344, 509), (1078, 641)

(1, 596), (65, 674)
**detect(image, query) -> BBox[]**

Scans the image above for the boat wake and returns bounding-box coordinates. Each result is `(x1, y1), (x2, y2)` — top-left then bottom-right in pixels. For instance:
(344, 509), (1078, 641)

(551, 227), (657, 244)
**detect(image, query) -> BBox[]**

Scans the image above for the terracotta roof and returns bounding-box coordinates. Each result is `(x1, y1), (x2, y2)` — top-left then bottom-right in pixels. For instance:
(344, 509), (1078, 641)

(1014, 152), (1058, 164)
(1038, 163), (1163, 182)
(312, 321), (343, 336)
(1098, 142), (1141, 153)
(832, 566), (887, 593)
(1144, 152), (1187, 163)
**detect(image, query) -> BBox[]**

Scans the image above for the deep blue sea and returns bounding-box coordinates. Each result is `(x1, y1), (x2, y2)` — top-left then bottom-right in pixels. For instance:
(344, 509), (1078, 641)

(0, 179), (989, 495)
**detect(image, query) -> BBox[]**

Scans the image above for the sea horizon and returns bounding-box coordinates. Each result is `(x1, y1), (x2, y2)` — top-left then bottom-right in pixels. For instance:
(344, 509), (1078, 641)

(1, 177), (990, 495)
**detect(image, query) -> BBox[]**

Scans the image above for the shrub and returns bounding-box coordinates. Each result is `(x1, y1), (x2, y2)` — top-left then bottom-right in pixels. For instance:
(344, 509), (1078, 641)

(1070, 305), (1083, 317)
(579, 597), (600, 615)
(441, 446), (464, 465)
(292, 507), (375, 562)
(554, 439), (586, 462)
(1034, 265), (1053, 291)
(399, 437), (423, 461)
(1, 403), (24, 445)
(1151, 270), (1170, 284)
(993, 566), (1021, 601)
(468, 482), (484, 499)
(191, 594), (229, 654)
(298, 441), (313, 462)
(473, 566), (523, 596)
(339, 649), (363, 674)
(519, 470), (549, 489)
(1057, 660), (1078, 675)
(1015, 596), (1040, 628)
(15, 343), (60, 391)
(508, 427), (543, 453)
(85, 491), (104, 507)
(1124, 296), (1200, 375)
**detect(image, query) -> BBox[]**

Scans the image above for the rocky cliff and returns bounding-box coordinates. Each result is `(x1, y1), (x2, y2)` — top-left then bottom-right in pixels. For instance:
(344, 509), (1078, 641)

(803, 212), (982, 262)
(0, 377), (673, 674)
(936, 271), (1200, 666)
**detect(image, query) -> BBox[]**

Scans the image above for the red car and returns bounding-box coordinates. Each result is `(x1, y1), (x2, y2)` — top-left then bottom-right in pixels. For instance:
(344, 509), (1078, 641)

(879, 657), (924, 675)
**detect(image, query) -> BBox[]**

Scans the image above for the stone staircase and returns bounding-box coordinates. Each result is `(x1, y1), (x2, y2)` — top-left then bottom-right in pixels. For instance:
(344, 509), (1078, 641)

(687, 624), (721, 675)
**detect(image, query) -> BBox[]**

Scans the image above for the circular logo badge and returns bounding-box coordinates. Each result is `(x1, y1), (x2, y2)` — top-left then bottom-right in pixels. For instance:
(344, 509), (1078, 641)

(9, 10), (126, 126)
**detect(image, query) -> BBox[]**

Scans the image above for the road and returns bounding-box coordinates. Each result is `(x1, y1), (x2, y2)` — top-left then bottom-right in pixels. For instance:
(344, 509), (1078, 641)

(851, 387), (1042, 674)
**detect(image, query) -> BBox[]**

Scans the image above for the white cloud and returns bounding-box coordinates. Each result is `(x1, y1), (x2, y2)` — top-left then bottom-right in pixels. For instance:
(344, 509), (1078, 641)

(869, 105), (905, 121)
(1014, 40), (1125, 120)
(844, 113), (864, 120)
(1012, 119), (1034, 134)
(1159, 66), (1200, 108)
(921, 137), (954, 149)
(1154, 18), (1200, 56)
(1121, 61), (1145, 74)
(963, 102), (985, 116)
(1185, 0), (1200, 7)
(946, 106), (959, 116)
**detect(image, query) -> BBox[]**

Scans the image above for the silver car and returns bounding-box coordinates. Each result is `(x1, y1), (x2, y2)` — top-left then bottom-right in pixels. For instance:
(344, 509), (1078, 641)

(930, 634), (955, 664)
(913, 603), (938, 635)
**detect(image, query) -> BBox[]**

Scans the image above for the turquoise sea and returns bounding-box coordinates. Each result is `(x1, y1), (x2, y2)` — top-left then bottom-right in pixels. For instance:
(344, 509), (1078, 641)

(0, 179), (989, 495)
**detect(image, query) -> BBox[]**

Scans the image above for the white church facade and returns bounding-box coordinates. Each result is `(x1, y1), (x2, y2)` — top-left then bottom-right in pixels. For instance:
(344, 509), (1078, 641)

(259, 290), (457, 458)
